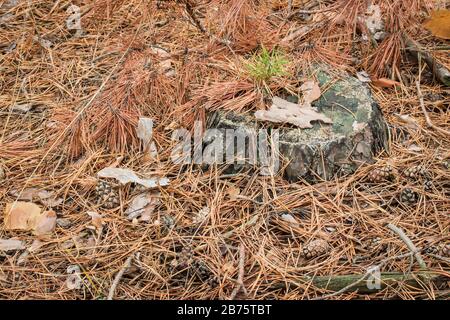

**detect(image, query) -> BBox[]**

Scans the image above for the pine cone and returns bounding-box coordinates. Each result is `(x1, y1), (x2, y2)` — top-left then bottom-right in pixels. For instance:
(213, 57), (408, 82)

(192, 259), (212, 281)
(176, 245), (194, 270)
(403, 165), (428, 179)
(367, 165), (395, 183)
(442, 159), (450, 170)
(364, 237), (387, 253)
(400, 188), (417, 204)
(302, 239), (330, 259)
(423, 243), (449, 257)
(423, 180), (434, 192)
(95, 180), (120, 209)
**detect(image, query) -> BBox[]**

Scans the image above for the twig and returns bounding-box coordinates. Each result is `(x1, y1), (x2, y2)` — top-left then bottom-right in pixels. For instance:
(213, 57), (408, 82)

(287, 0), (292, 16)
(415, 81), (450, 136)
(182, 0), (235, 54)
(405, 36), (450, 86)
(311, 252), (413, 300)
(424, 252), (450, 264)
(386, 223), (427, 270)
(229, 243), (247, 300)
(107, 255), (133, 300)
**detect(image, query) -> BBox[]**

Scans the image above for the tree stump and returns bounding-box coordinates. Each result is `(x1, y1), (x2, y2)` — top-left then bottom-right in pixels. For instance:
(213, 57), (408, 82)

(206, 66), (389, 182)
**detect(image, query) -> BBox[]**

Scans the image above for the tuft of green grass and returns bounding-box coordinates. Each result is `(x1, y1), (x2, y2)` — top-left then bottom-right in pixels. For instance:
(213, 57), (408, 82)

(245, 46), (289, 83)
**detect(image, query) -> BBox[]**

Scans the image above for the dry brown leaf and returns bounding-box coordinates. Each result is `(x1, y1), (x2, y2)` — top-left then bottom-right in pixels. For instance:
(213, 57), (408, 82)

(125, 192), (160, 221)
(300, 80), (321, 104)
(33, 210), (57, 236)
(280, 213), (299, 226)
(4, 202), (42, 230)
(0, 238), (25, 251)
(255, 96), (333, 129)
(97, 167), (169, 188)
(87, 211), (104, 230)
(227, 186), (241, 200)
(372, 78), (401, 88)
(8, 189), (63, 207)
(221, 261), (235, 274)
(423, 10), (450, 40)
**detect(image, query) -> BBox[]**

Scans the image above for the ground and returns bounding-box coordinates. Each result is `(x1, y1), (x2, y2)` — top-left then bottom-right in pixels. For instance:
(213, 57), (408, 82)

(0, 0), (449, 300)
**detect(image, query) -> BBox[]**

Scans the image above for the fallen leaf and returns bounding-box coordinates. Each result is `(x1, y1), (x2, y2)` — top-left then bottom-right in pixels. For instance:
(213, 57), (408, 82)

(423, 10), (450, 40)
(364, 4), (384, 38)
(125, 192), (160, 221)
(137, 117), (158, 160)
(87, 211), (104, 229)
(4, 202), (41, 230)
(372, 78), (401, 88)
(300, 80), (321, 104)
(255, 96), (333, 129)
(193, 207), (210, 225)
(0, 238), (25, 251)
(394, 113), (420, 130)
(8, 188), (63, 207)
(407, 144), (422, 152)
(280, 213), (299, 226)
(356, 71), (372, 83)
(33, 210), (57, 236)
(137, 117), (154, 149)
(97, 167), (170, 189)
(149, 46), (175, 77)
(9, 103), (34, 113)
(227, 186), (240, 200)
(9, 188), (39, 201)
(17, 239), (44, 265)
(221, 262), (235, 274)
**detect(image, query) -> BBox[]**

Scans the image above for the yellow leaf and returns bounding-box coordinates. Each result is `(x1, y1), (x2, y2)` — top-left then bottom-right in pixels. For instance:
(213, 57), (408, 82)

(423, 10), (450, 40)
(4, 202), (41, 230)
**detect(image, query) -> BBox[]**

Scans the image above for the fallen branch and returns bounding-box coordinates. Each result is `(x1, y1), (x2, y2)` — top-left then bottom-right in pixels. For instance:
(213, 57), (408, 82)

(229, 243), (247, 300)
(405, 36), (450, 86)
(107, 255), (133, 300)
(386, 223), (427, 270)
(272, 271), (443, 295)
(415, 81), (450, 136)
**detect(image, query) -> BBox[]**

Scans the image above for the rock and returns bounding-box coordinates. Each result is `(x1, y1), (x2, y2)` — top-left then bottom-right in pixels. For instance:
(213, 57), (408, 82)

(206, 65), (389, 182)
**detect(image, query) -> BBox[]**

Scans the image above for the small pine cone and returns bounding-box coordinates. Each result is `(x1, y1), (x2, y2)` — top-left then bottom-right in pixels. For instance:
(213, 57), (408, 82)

(423, 180), (433, 192)
(95, 180), (120, 209)
(423, 243), (449, 257)
(442, 159), (450, 170)
(422, 245), (439, 255)
(192, 259), (212, 281)
(442, 244), (450, 257)
(364, 237), (387, 253)
(161, 214), (175, 230)
(176, 245), (194, 270)
(403, 165), (428, 179)
(368, 165), (394, 183)
(400, 188), (417, 204)
(302, 239), (330, 259)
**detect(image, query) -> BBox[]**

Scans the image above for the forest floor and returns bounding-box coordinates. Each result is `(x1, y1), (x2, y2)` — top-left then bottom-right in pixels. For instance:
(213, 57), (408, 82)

(0, 0), (449, 299)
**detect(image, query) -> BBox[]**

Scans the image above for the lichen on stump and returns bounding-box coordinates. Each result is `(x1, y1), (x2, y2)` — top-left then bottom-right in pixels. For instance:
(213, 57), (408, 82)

(206, 66), (389, 182)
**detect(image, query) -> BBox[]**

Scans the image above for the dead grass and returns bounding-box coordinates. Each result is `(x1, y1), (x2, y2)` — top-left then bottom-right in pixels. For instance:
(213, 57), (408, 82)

(0, 0), (448, 300)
